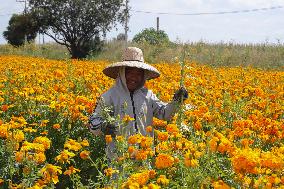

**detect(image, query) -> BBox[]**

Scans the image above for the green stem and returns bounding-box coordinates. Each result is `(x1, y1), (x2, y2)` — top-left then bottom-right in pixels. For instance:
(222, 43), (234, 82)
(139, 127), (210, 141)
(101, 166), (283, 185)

(176, 45), (187, 128)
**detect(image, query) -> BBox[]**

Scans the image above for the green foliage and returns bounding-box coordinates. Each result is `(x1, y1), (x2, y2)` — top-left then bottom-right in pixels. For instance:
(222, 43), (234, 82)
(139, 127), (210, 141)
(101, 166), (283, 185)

(132, 28), (170, 45)
(28, 0), (126, 59)
(3, 13), (40, 46)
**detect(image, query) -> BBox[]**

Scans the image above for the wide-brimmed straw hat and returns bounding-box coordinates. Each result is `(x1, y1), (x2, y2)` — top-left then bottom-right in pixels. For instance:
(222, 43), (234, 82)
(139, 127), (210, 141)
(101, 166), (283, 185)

(103, 47), (160, 80)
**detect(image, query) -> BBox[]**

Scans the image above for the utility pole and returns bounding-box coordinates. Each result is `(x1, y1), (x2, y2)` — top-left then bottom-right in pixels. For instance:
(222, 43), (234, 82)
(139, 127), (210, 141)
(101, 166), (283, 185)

(156, 17), (159, 32)
(16, 0), (27, 44)
(124, 0), (129, 47)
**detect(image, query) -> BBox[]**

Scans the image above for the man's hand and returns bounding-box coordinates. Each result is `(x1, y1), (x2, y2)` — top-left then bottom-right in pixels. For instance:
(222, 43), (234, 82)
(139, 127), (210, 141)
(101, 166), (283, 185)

(173, 87), (188, 102)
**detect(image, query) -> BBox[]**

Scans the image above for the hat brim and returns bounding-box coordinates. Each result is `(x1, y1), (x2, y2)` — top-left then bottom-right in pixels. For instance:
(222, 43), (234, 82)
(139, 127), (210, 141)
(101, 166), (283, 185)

(103, 61), (160, 80)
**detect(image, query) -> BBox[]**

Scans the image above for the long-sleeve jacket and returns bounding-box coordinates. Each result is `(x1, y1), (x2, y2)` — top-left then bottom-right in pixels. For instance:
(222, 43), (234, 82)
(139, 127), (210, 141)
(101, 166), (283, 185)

(89, 67), (178, 138)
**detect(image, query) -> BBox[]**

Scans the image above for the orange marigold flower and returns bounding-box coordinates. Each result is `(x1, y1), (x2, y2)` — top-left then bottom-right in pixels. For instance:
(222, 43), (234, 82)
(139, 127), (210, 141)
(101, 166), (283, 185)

(156, 131), (169, 141)
(146, 126), (153, 133)
(166, 124), (179, 134)
(105, 135), (112, 144)
(64, 166), (80, 176)
(155, 153), (174, 169)
(128, 134), (142, 145)
(140, 136), (153, 149)
(80, 150), (90, 160)
(52, 124), (61, 130)
(149, 170), (156, 179)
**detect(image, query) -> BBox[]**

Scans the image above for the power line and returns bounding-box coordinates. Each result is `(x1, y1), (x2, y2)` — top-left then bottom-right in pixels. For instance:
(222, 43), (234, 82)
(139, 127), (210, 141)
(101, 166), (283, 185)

(131, 5), (284, 16)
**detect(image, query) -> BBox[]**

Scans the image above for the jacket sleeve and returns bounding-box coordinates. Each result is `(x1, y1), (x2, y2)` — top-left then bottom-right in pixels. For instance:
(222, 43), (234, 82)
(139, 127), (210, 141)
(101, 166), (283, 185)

(88, 94), (112, 136)
(150, 91), (178, 121)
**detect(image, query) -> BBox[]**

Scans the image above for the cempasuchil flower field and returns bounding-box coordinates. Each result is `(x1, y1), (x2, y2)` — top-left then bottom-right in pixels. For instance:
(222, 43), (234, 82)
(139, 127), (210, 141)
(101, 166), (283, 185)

(0, 55), (283, 188)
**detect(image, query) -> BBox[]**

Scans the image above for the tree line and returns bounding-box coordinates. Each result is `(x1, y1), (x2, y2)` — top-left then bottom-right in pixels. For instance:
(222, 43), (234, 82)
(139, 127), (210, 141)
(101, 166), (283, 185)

(3, 0), (170, 59)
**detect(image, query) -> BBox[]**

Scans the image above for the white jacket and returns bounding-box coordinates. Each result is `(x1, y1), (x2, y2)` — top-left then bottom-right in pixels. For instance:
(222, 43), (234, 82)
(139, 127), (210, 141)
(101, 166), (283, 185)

(89, 67), (178, 137)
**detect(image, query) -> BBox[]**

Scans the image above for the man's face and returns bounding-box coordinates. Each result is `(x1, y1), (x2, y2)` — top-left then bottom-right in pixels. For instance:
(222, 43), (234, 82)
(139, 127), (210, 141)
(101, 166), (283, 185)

(125, 67), (144, 92)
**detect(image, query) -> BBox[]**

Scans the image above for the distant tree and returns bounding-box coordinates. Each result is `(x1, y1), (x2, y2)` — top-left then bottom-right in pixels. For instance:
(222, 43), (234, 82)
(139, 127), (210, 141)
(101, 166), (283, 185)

(28, 0), (126, 59)
(116, 33), (126, 41)
(132, 28), (170, 45)
(3, 13), (40, 46)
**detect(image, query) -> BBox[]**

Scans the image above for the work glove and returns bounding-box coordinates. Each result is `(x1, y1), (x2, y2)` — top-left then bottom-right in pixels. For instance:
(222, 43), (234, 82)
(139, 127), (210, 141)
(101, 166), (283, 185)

(173, 87), (188, 102)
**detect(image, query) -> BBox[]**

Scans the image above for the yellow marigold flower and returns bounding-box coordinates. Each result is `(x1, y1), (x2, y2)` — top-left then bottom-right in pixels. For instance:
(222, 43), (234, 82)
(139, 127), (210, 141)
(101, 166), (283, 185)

(123, 115), (135, 123)
(116, 135), (124, 142)
(147, 183), (161, 189)
(0, 178), (4, 185)
(34, 152), (46, 164)
(212, 180), (230, 189)
(40, 164), (62, 184)
(128, 134), (142, 145)
(55, 150), (75, 164)
(64, 166), (80, 176)
(33, 136), (51, 150)
(0, 125), (8, 138)
(155, 153), (174, 169)
(52, 124), (60, 130)
(13, 130), (25, 142)
(140, 136), (153, 149)
(80, 150), (90, 160)
(105, 135), (112, 144)
(146, 126), (153, 133)
(64, 139), (82, 151)
(81, 139), (89, 147)
(184, 158), (199, 168)
(157, 175), (169, 186)
(104, 167), (118, 177)
(128, 171), (150, 186)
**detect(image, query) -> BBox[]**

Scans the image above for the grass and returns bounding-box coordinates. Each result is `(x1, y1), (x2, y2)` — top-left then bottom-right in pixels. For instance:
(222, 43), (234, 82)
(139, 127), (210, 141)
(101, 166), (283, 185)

(0, 40), (284, 70)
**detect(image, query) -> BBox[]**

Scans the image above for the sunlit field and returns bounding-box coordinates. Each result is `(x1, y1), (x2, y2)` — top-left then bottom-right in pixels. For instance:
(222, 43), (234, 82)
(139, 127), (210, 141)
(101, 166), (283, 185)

(0, 55), (283, 188)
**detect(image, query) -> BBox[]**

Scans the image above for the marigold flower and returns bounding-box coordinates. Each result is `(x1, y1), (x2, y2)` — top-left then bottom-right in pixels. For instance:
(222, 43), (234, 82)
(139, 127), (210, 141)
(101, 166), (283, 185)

(156, 131), (169, 141)
(105, 135), (112, 144)
(81, 139), (89, 147)
(146, 126), (153, 133)
(52, 124), (61, 129)
(64, 139), (82, 151)
(155, 153), (174, 169)
(104, 167), (118, 177)
(157, 175), (169, 186)
(116, 135), (124, 142)
(80, 150), (90, 160)
(128, 134), (142, 144)
(55, 150), (75, 164)
(166, 124), (179, 133)
(40, 164), (62, 184)
(123, 115), (135, 123)
(64, 166), (80, 176)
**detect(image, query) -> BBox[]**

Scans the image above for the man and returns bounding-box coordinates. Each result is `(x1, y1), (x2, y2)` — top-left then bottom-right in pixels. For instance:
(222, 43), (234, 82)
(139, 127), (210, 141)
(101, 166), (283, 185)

(88, 47), (188, 139)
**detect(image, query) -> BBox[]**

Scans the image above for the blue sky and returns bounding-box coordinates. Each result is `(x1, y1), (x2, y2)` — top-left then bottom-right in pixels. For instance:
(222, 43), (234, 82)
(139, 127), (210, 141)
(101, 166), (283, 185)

(0, 0), (284, 44)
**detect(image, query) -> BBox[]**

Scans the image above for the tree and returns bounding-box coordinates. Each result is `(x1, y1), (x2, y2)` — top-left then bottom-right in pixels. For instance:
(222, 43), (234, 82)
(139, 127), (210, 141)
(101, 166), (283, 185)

(28, 0), (126, 59)
(3, 13), (40, 46)
(132, 28), (170, 45)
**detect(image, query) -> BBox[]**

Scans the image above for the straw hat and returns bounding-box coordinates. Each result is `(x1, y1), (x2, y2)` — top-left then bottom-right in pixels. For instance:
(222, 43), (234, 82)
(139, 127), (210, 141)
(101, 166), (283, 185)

(103, 47), (160, 80)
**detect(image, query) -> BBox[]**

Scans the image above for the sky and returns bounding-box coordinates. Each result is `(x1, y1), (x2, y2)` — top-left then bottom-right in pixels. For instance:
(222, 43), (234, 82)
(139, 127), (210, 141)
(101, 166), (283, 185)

(0, 0), (284, 44)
